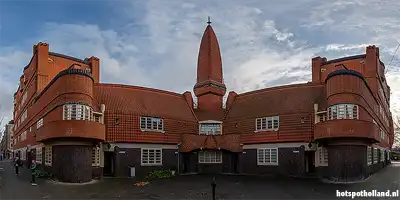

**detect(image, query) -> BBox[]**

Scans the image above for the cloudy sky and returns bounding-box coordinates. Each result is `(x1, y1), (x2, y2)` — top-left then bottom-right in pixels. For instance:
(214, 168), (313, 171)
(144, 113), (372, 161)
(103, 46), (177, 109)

(0, 0), (399, 126)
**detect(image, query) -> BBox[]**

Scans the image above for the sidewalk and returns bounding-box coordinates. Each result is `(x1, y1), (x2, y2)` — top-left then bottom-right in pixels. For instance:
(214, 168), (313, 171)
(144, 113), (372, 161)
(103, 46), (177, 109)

(0, 160), (45, 199)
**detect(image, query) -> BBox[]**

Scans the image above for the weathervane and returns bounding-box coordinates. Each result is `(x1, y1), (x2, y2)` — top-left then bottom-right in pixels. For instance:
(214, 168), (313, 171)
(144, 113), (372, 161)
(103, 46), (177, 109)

(207, 16), (211, 25)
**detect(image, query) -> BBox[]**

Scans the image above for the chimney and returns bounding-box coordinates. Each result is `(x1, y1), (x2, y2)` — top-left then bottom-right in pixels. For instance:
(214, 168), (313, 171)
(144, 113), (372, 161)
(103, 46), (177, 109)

(86, 56), (100, 83)
(183, 91), (194, 109)
(366, 45), (379, 78)
(312, 57), (327, 83)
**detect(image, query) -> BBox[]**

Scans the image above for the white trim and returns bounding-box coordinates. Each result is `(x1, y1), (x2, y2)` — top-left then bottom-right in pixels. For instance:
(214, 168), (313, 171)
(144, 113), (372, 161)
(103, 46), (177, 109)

(316, 111), (327, 114)
(257, 148), (278, 165)
(243, 143), (309, 149)
(141, 148), (162, 166)
(198, 120), (223, 124)
(108, 143), (178, 151)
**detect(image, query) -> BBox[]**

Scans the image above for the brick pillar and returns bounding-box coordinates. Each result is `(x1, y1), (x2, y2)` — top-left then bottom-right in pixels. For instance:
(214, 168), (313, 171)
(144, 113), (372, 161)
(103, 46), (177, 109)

(113, 146), (120, 177)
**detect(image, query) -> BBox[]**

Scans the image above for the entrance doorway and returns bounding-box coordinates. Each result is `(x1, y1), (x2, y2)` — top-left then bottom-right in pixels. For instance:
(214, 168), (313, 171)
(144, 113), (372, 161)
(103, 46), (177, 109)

(103, 151), (114, 176)
(305, 151), (315, 174)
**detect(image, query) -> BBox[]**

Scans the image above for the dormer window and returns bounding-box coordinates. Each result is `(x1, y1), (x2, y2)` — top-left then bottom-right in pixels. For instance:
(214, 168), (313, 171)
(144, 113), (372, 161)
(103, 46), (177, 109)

(199, 121), (222, 135)
(140, 116), (164, 132)
(255, 116), (279, 131)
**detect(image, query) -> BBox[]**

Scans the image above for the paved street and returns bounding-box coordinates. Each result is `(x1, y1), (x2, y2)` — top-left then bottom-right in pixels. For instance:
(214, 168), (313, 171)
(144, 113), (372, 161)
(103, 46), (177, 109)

(0, 160), (399, 199)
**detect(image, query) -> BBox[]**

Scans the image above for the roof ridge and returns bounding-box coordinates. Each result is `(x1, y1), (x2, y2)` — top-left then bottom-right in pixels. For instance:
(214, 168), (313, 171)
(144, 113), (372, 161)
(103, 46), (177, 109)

(95, 83), (184, 97)
(237, 82), (322, 97)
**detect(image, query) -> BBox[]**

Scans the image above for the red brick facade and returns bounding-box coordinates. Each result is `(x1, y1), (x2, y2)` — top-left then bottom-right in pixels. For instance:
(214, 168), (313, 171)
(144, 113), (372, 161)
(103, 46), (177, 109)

(12, 23), (394, 183)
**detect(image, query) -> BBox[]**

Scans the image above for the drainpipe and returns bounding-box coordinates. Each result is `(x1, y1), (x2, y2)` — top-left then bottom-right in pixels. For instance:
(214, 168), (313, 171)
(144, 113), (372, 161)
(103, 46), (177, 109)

(177, 143), (181, 173)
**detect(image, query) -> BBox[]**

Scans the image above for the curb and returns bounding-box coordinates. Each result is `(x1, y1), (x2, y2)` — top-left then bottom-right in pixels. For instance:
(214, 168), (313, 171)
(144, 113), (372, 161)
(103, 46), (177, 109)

(47, 179), (99, 186)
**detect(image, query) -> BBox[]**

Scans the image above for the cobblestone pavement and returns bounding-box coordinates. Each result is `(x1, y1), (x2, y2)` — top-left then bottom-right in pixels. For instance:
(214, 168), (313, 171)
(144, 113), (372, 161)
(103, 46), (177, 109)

(1, 160), (399, 199)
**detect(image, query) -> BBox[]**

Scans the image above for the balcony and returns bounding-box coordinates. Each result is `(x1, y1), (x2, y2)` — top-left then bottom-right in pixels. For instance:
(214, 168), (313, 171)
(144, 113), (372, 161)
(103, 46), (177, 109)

(314, 119), (379, 142)
(35, 120), (105, 142)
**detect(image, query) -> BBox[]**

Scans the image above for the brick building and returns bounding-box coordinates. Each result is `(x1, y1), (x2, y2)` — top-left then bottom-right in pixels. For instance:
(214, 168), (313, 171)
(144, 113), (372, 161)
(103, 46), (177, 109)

(1, 122), (14, 159)
(12, 22), (394, 183)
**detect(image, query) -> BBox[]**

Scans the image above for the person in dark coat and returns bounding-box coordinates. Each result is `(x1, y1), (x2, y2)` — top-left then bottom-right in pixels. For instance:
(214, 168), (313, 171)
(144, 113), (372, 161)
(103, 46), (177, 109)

(14, 156), (22, 175)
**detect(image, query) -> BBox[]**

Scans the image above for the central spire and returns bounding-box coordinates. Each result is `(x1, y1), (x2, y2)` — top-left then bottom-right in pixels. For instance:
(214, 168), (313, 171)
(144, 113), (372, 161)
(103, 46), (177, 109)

(193, 17), (226, 111)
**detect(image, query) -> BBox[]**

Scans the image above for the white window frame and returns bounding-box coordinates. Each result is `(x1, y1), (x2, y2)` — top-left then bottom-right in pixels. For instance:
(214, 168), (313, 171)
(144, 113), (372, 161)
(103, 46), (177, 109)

(140, 117), (164, 132)
(92, 147), (101, 167)
(141, 148), (162, 166)
(36, 118), (43, 129)
(36, 147), (42, 164)
(255, 116), (279, 132)
(63, 104), (93, 121)
(328, 104), (358, 120)
(257, 148), (278, 165)
(317, 147), (328, 166)
(373, 148), (378, 164)
(199, 123), (222, 135)
(380, 149), (384, 162)
(198, 151), (222, 163)
(44, 146), (52, 166)
(367, 146), (372, 166)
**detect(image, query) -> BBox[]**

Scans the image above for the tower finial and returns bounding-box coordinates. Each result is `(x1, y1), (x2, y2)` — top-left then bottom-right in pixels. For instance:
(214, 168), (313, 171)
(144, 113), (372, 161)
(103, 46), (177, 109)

(207, 16), (211, 25)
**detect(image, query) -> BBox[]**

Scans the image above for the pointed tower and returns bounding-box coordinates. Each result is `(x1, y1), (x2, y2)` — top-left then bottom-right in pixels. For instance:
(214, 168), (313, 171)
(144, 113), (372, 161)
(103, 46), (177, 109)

(194, 18), (226, 111)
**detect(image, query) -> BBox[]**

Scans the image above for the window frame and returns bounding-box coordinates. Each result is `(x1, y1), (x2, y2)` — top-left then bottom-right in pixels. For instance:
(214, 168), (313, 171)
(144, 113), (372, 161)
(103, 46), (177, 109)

(140, 117), (164, 132)
(92, 147), (101, 167)
(44, 146), (52, 166)
(141, 148), (162, 166)
(36, 147), (42, 164)
(36, 118), (43, 129)
(63, 103), (93, 121)
(317, 147), (328, 166)
(198, 151), (223, 163)
(255, 116), (279, 132)
(199, 123), (222, 135)
(367, 146), (372, 166)
(328, 104), (359, 120)
(257, 148), (279, 165)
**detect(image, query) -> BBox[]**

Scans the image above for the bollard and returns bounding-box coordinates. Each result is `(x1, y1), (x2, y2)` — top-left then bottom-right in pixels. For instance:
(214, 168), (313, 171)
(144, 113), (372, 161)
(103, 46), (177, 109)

(211, 177), (216, 200)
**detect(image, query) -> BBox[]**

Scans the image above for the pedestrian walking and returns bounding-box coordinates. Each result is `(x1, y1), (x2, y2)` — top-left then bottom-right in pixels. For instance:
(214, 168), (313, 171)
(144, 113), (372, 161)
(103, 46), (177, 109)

(14, 156), (22, 176)
(30, 159), (38, 186)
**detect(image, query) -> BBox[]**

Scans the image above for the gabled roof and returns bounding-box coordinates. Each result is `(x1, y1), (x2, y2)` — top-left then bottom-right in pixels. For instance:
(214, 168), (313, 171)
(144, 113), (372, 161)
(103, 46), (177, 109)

(94, 84), (197, 121)
(225, 83), (324, 120)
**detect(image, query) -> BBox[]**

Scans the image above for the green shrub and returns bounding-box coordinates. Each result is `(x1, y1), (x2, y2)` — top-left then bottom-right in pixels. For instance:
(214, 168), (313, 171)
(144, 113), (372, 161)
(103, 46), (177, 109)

(146, 170), (172, 180)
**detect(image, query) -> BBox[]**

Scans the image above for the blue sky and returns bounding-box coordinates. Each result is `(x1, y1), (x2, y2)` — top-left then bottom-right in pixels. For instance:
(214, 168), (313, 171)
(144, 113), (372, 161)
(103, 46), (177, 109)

(0, 0), (399, 129)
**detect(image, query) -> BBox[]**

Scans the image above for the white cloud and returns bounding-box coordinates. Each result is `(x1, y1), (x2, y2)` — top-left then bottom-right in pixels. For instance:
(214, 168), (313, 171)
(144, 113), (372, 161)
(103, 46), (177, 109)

(0, 0), (399, 126)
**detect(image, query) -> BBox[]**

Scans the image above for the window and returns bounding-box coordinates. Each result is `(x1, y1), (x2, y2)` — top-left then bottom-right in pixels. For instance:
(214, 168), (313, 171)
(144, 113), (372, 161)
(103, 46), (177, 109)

(36, 147), (42, 164)
(199, 123), (222, 135)
(255, 116), (279, 131)
(21, 131), (27, 141)
(21, 110), (27, 123)
(92, 147), (100, 166)
(367, 147), (372, 165)
(373, 148), (378, 164)
(380, 149), (384, 162)
(36, 118), (43, 129)
(21, 92), (27, 106)
(198, 151), (222, 163)
(328, 104), (358, 120)
(318, 114), (326, 122)
(63, 104), (93, 121)
(45, 146), (52, 166)
(257, 148), (278, 165)
(318, 147), (328, 165)
(141, 148), (162, 166)
(140, 117), (164, 132)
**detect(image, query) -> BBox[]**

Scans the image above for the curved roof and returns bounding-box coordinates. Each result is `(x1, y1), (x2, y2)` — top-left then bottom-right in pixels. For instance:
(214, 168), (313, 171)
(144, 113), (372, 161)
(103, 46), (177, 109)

(325, 69), (364, 82)
(226, 83), (324, 120)
(94, 84), (197, 121)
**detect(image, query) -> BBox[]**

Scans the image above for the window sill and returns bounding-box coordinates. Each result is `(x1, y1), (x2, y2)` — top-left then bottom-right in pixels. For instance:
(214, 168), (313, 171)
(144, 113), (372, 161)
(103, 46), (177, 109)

(254, 129), (279, 133)
(199, 162), (223, 164)
(141, 163), (163, 166)
(140, 130), (165, 133)
(257, 163), (278, 166)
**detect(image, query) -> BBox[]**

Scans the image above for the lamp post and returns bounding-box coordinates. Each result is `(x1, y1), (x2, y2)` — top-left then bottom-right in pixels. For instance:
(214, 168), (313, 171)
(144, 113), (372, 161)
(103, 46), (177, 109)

(211, 177), (216, 200)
